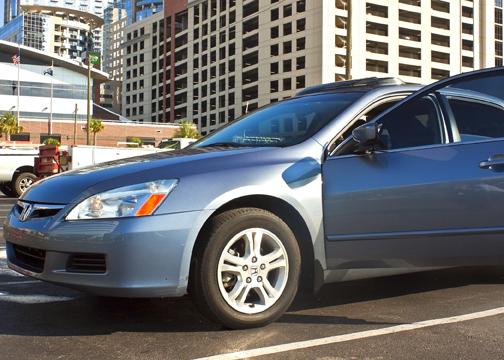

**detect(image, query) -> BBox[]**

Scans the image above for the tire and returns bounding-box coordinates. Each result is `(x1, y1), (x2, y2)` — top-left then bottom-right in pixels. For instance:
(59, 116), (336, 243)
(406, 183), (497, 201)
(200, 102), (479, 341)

(190, 208), (301, 329)
(0, 184), (17, 197)
(12, 172), (37, 197)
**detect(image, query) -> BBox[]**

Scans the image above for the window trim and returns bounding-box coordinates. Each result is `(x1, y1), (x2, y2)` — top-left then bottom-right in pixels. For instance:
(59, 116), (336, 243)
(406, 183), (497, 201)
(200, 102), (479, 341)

(329, 93), (449, 158)
(439, 92), (504, 145)
(326, 93), (411, 157)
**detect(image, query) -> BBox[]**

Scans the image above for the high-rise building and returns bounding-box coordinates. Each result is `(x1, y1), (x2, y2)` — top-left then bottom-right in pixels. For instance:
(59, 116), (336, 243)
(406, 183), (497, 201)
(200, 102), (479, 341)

(3, 0), (20, 25)
(106, 0), (134, 24)
(122, 0), (501, 134)
(101, 7), (128, 112)
(0, 0), (113, 61)
(495, 0), (503, 66)
(0, 9), (102, 61)
(133, 0), (163, 22)
(121, 11), (163, 122)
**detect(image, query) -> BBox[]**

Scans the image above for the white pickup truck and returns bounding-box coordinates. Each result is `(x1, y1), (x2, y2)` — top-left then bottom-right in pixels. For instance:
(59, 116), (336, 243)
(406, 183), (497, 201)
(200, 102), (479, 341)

(0, 146), (38, 197)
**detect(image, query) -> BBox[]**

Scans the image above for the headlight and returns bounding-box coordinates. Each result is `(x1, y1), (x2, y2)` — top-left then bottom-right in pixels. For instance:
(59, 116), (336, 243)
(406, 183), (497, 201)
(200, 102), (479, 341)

(66, 179), (178, 220)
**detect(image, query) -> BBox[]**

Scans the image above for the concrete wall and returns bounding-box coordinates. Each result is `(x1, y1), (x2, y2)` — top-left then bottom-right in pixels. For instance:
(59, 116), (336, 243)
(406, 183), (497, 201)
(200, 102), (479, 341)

(18, 118), (180, 146)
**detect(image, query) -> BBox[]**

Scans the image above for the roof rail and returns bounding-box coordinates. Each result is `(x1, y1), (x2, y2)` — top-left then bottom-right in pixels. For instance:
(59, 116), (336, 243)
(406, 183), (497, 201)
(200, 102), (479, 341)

(296, 77), (405, 96)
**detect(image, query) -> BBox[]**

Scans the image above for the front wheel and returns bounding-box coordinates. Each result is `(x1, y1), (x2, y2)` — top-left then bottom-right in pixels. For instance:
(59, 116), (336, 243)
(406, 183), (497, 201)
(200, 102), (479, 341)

(190, 208), (301, 329)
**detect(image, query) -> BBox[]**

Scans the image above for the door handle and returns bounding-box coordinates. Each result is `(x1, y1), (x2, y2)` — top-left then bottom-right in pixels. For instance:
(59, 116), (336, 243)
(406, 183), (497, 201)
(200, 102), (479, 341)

(480, 154), (504, 169)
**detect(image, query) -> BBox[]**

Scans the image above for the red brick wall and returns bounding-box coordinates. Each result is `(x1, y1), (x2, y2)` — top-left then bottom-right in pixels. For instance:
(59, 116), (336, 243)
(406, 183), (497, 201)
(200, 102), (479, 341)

(19, 119), (180, 147)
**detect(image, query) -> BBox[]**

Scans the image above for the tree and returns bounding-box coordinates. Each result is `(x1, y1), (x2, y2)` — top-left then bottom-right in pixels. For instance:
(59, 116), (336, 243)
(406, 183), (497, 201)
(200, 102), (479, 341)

(128, 137), (142, 147)
(89, 118), (105, 145)
(174, 120), (200, 139)
(0, 112), (22, 141)
(44, 138), (61, 146)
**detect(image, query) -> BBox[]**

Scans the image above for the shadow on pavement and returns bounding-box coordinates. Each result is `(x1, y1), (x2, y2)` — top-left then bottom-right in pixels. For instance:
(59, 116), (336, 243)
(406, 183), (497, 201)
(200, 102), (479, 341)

(0, 267), (502, 336)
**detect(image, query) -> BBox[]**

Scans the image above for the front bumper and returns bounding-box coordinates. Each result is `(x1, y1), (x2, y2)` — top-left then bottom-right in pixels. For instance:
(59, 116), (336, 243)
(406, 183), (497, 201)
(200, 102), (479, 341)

(4, 206), (209, 298)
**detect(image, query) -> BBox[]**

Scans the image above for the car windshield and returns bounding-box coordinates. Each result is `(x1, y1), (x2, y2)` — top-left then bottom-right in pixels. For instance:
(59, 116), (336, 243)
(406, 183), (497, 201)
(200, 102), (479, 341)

(194, 92), (364, 148)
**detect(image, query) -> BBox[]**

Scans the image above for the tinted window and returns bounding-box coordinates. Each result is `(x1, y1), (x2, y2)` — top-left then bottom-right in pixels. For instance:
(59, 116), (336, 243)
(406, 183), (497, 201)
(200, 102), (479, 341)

(377, 96), (443, 150)
(448, 98), (504, 141)
(195, 92), (364, 147)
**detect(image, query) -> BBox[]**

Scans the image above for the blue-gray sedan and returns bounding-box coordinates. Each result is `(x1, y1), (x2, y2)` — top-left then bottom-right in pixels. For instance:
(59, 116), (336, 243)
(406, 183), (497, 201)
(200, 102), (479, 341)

(4, 68), (504, 329)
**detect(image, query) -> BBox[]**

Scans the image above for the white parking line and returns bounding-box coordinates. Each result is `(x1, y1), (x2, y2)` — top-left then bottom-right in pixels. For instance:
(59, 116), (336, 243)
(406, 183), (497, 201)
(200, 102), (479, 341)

(195, 307), (504, 360)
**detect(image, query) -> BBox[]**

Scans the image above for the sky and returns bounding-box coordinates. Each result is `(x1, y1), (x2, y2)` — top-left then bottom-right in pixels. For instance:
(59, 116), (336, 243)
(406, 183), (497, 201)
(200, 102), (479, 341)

(0, 0), (4, 27)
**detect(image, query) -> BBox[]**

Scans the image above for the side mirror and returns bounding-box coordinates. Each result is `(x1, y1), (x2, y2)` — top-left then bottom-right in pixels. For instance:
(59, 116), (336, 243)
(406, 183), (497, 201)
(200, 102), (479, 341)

(352, 123), (381, 153)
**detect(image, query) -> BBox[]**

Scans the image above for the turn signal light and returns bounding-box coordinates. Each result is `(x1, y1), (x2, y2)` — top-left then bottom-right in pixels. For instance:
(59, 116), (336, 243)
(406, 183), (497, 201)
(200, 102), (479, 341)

(135, 193), (167, 216)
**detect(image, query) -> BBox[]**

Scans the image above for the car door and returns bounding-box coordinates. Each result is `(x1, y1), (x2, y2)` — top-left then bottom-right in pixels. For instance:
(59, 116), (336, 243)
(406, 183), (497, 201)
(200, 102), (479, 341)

(322, 68), (504, 270)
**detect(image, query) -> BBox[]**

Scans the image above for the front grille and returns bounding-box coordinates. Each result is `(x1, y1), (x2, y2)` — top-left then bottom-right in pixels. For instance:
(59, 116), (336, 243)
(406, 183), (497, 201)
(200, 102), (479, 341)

(66, 254), (106, 274)
(16, 201), (65, 221)
(12, 244), (46, 273)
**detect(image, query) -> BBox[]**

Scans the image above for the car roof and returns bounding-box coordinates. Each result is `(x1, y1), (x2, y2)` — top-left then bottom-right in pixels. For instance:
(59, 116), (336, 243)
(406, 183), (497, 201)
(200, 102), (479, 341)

(295, 77), (421, 97)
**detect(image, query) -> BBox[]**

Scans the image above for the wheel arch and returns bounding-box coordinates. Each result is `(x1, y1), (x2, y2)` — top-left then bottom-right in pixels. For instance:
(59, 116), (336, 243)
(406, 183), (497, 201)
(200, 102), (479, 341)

(14, 165), (35, 177)
(189, 194), (316, 293)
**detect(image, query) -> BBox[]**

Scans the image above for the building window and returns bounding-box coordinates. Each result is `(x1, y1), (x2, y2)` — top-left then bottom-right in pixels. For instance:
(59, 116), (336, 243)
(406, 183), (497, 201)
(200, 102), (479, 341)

(366, 22), (388, 36)
(271, 44), (279, 56)
(432, 68), (450, 80)
(283, 23), (292, 35)
(283, 59), (292, 72)
(297, 18), (306, 32)
(271, 8), (279, 21)
(271, 62), (279, 74)
(284, 41), (292, 53)
(399, 64), (421, 77)
(366, 59), (388, 73)
(284, 4), (292, 17)
(366, 3), (388, 18)
(296, 56), (305, 69)
(270, 80), (279, 92)
(283, 78), (291, 91)
(297, 0), (305, 12)
(271, 26), (279, 38)
(366, 40), (388, 55)
(296, 75), (305, 89)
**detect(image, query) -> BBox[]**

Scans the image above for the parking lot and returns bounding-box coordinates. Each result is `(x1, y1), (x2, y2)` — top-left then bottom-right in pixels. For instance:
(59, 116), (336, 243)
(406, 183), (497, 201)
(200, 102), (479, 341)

(1, 193), (504, 359)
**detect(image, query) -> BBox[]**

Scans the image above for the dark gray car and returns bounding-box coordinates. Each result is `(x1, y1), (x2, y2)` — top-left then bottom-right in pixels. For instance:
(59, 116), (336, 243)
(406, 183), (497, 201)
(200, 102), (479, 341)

(4, 68), (504, 329)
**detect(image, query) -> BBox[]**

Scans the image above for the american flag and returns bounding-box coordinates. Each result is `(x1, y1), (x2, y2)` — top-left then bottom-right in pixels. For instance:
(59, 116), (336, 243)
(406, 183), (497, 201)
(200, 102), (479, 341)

(12, 54), (20, 65)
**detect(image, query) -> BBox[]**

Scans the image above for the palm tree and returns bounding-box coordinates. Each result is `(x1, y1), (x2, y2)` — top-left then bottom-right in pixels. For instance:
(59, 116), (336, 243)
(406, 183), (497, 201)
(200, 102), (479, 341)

(175, 120), (200, 139)
(89, 118), (105, 145)
(0, 112), (22, 141)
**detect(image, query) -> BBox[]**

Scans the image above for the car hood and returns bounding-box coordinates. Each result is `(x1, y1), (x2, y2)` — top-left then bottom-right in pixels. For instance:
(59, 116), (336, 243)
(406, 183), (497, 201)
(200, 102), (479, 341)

(22, 146), (274, 204)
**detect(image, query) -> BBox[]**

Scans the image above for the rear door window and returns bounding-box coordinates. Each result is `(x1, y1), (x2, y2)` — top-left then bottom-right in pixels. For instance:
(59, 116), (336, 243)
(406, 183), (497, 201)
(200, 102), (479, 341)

(447, 98), (504, 142)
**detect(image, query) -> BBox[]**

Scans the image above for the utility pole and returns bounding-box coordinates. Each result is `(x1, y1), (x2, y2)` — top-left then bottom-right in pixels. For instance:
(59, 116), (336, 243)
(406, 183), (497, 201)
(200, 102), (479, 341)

(49, 60), (53, 135)
(345, 0), (352, 80)
(16, 42), (20, 125)
(73, 103), (78, 145)
(86, 52), (91, 145)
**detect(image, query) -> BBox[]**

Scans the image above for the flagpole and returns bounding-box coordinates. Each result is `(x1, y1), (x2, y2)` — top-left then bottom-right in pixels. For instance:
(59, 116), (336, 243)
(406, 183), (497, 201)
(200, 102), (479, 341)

(16, 43), (20, 126)
(49, 60), (53, 135)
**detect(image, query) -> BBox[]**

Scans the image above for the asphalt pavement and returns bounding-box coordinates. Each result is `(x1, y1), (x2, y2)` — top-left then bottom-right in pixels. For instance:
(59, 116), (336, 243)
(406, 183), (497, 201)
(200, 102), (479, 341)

(1, 193), (504, 359)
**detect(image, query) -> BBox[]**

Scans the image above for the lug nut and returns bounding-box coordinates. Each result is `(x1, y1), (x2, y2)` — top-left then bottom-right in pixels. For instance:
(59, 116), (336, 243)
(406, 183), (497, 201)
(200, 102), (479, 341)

(246, 277), (252, 283)
(242, 265), (248, 271)
(260, 264), (266, 270)
(257, 276), (262, 282)
(252, 257), (257, 263)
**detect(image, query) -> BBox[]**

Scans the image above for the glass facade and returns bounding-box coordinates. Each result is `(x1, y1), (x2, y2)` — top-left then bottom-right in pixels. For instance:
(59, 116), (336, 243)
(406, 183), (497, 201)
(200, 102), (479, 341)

(134, 0), (163, 22)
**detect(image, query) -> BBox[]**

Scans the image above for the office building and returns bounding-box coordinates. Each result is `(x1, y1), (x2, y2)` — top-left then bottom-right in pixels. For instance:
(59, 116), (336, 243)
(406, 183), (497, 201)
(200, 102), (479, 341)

(121, 0), (502, 135)
(101, 7), (128, 112)
(1, 0), (112, 61)
(121, 11), (163, 122)
(134, 0), (163, 22)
